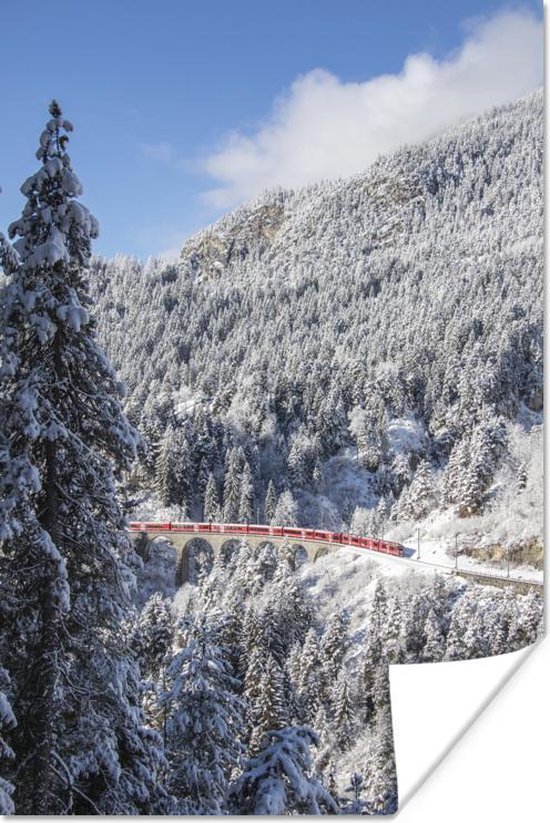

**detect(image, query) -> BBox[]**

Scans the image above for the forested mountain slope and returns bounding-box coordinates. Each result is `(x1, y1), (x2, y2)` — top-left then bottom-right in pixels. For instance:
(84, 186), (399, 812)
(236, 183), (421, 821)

(92, 91), (543, 550)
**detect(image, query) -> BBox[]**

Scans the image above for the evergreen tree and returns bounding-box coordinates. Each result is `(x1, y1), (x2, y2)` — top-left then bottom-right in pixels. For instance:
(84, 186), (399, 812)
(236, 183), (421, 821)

(365, 578), (388, 663)
(203, 471), (221, 521)
(343, 772), (367, 815)
(161, 616), (244, 814)
(312, 458), (323, 492)
(403, 593), (428, 661)
(0, 102), (167, 814)
(229, 726), (338, 815)
(383, 596), (405, 663)
(238, 459), (255, 523)
(0, 667), (16, 815)
(248, 654), (289, 755)
(507, 590), (543, 649)
(223, 447), (241, 522)
(264, 478), (278, 524)
(296, 627), (323, 722)
(321, 610), (350, 681)
(273, 489), (298, 526)
(130, 592), (173, 680)
(400, 459), (435, 521)
(422, 607), (446, 662)
(154, 425), (193, 512)
(363, 710), (398, 815)
(332, 672), (355, 750)
(243, 647), (266, 723)
(155, 425), (180, 506)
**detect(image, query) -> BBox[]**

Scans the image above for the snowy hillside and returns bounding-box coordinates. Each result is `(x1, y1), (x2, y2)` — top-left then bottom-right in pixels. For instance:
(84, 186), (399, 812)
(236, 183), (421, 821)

(135, 537), (543, 810)
(92, 91), (543, 564)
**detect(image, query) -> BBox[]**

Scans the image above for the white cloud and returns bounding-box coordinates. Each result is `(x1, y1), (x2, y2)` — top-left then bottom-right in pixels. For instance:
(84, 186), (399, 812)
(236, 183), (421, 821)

(202, 9), (542, 208)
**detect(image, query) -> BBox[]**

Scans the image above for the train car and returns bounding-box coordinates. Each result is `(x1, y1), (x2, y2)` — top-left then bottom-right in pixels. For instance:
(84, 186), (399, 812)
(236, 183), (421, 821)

(220, 523), (249, 535)
(247, 524), (271, 536)
(142, 521), (171, 531)
(171, 522), (199, 533)
(128, 521), (142, 531)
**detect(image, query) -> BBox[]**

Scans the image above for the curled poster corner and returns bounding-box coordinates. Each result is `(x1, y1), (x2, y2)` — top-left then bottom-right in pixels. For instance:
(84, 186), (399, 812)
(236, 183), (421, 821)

(391, 639), (546, 820)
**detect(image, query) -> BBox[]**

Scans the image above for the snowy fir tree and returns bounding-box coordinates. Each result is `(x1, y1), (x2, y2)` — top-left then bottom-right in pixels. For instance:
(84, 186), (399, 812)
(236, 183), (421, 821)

(238, 459), (255, 523)
(160, 616), (245, 814)
(321, 610), (350, 681)
(363, 710), (398, 815)
(264, 478), (278, 523)
(130, 592), (174, 679)
(248, 654), (289, 754)
(223, 447), (241, 522)
(422, 607), (446, 663)
(342, 772), (367, 815)
(295, 627), (324, 722)
(273, 489), (299, 526)
(203, 471), (221, 521)
(331, 673), (355, 750)
(0, 666), (16, 815)
(0, 102), (167, 814)
(228, 726), (337, 815)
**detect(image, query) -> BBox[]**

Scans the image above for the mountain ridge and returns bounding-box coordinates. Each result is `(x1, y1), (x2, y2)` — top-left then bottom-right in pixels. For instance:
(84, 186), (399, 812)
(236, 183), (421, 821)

(91, 89), (542, 556)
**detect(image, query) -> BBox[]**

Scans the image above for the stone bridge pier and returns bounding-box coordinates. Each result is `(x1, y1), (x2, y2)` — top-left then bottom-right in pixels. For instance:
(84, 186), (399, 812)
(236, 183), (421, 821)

(131, 529), (334, 586)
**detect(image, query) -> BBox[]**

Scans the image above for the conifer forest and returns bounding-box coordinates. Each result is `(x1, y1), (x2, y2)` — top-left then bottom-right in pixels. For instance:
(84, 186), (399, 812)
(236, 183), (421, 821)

(0, 90), (543, 814)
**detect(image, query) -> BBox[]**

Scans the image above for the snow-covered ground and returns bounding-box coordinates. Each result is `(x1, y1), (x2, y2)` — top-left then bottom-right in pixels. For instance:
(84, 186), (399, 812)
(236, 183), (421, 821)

(399, 535), (541, 584)
(385, 505), (542, 584)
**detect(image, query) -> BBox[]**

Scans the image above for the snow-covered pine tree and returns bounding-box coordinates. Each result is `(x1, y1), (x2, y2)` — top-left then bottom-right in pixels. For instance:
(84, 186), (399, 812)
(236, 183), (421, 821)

(273, 489), (299, 526)
(248, 654), (289, 754)
(238, 459), (255, 523)
(243, 646), (266, 715)
(421, 607), (446, 662)
(272, 567), (314, 652)
(223, 446), (241, 522)
(331, 672), (355, 750)
(228, 726), (337, 815)
(296, 627), (323, 722)
(161, 615), (245, 814)
(342, 772), (367, 815)
(312, 458), (323, 492)
(507, 589), (543, 649)
(203, 471), (221, 521)
(363, 709), (398, 815)
(364, 578), (388, 663)
(400, 458), (435, 521)
(321, 610), (350, 681)
(130, 592), (174, 680)
(264, 478), (278, 524)
(403, 592), (428, 661)
(155, 425), (192, 511)
(0, 667), (16, 815)
(155, 425), (180, 506)
(382, 596), (405, 664)
(0, 102), (167, 814)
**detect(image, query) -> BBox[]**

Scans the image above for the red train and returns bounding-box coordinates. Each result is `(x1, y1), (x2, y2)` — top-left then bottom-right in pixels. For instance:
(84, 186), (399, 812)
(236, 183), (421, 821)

(128, 521), (404, 558)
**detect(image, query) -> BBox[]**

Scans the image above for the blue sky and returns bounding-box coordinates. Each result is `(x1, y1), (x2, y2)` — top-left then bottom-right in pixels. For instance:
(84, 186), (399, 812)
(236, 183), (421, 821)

(0, 1), (543, 259)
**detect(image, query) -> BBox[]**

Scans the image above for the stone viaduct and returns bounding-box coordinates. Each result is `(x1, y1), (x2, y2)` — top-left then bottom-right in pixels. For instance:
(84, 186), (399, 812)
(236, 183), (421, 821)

(130, 525), (336, 586)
